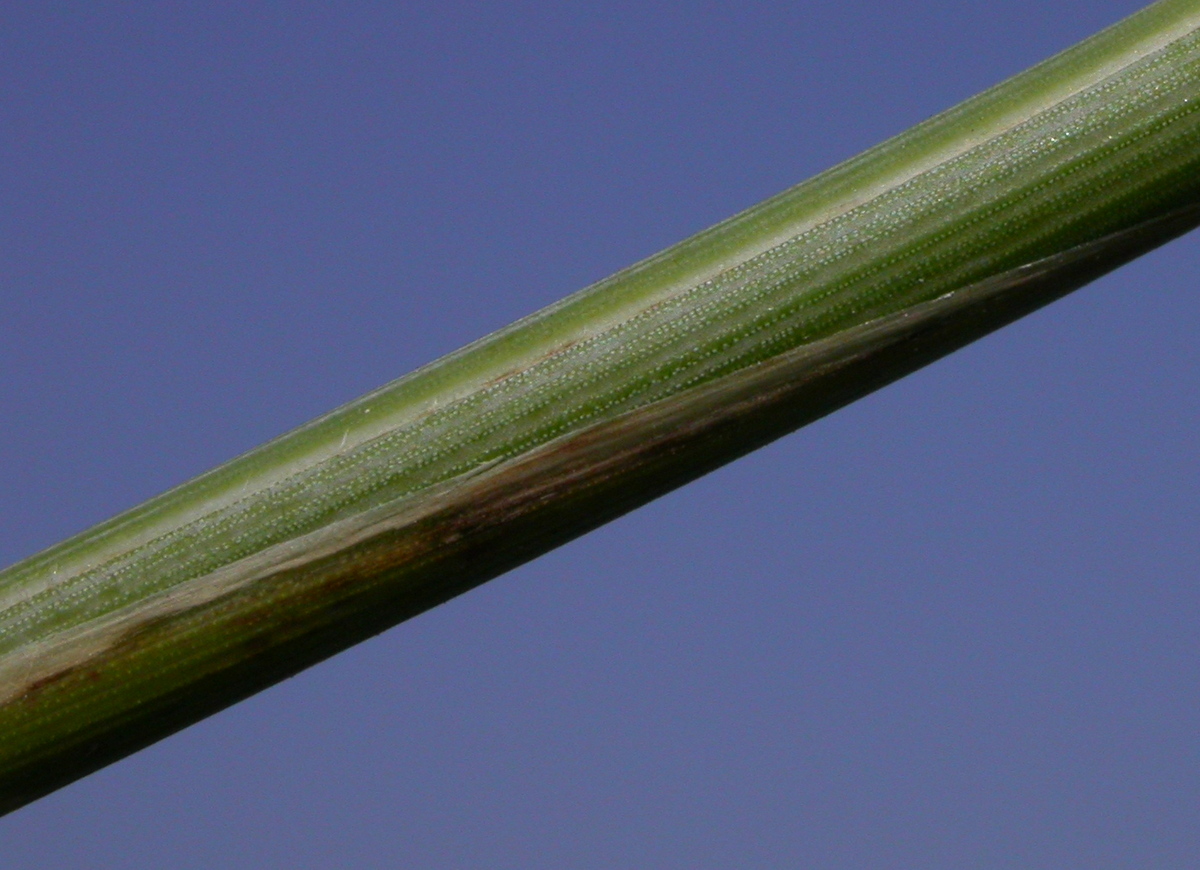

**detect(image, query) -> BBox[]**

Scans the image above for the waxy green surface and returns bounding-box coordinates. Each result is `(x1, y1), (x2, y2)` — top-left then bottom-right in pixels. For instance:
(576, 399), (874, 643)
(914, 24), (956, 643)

(3, 0), (1200, 815)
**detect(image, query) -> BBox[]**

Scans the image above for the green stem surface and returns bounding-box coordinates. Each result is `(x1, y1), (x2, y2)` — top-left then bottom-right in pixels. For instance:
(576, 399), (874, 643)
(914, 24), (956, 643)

(4, 0), (1200, 815)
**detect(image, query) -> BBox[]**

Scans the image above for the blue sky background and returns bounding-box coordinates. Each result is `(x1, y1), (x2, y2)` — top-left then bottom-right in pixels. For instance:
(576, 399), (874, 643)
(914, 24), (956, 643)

(3, 1), (1198, 866)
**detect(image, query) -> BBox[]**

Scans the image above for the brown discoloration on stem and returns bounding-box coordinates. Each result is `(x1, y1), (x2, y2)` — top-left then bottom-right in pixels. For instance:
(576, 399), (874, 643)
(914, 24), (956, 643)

(1, 204), (1196, 815)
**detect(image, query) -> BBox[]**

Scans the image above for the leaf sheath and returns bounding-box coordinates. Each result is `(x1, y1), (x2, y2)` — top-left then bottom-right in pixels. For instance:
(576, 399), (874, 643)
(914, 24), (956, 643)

(3, 0), (1200, 815)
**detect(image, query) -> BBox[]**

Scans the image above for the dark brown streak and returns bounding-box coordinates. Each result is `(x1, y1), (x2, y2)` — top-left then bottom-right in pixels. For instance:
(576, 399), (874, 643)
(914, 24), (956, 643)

(2, 202), (1196, 815)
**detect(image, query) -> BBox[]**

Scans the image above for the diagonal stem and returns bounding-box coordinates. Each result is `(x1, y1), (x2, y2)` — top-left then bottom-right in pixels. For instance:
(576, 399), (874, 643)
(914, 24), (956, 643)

(3, 0), (1200, 816)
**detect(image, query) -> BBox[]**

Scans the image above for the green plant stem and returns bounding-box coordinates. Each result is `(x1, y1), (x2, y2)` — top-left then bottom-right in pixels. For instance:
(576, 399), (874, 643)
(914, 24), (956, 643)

(4, 0), (1200, 815)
